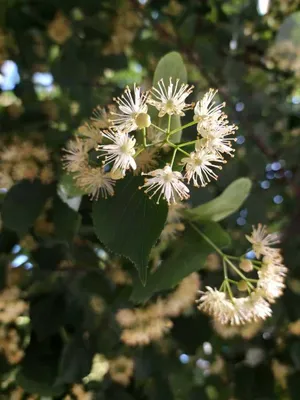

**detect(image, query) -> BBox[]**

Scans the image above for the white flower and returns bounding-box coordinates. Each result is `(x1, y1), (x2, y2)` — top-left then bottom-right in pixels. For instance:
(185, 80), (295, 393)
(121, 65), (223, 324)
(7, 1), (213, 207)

(246, 224), (280, 258)
(258, 276), (285, 303)
(193, 89), (225, 129)
(198, 116), (237, 157)
(181, 147), (224, 187)
(198, 287), (273, 326)
(110, 85), (149, 132)
(197, 287), (237, 323)
(98, 129), (136, 174)
(63, 138), (88, 173)
(245, 291), (272, 321)
(140, 165), (190, 204)
(148, 78), (194, 117)
(76, 167), (115, 200)
(91, 106), (111, 129)
(257, 258), (287, 302)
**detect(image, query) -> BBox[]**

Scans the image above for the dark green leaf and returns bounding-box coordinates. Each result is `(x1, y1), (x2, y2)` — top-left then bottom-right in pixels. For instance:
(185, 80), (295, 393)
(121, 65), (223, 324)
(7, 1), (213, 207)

(185, 178), (252, 222)
(131, 222), (231, 303)
(2, 180), (54, 235)
(92, 175), (168, 284)
(53, 195), (81, 241)
(288, 371), (300, 400)
(17, 333), (64, 397)
(56, 334), (93, 385)
(30, 290), (66, 341)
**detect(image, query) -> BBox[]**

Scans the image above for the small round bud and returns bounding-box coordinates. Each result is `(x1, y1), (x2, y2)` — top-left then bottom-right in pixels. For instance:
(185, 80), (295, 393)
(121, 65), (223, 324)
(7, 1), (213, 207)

(135, 113), (151, 129)
(110, 169), (125, 180)
(239, 259), (253, 273)
(237, 280), (248, 292)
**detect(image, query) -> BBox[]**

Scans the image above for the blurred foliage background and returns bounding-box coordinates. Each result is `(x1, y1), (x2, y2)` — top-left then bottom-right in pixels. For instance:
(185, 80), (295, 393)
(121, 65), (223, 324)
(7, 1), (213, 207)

(1, 0), (300, 399)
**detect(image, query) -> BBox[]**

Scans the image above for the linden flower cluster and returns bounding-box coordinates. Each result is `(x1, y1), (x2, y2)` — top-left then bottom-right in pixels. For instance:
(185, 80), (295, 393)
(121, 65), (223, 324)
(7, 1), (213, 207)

(116, 273), (200, 346)
(63, 79), (237, 204)
(197, 224), (287, 326)
(0, 138), (54, 190)
(0, 287), (28, 366)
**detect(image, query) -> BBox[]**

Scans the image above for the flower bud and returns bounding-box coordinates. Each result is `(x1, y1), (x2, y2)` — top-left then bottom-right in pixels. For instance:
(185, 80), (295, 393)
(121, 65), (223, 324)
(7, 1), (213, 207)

(135, 113), (151, 129)
(239, 259), (253, 273)
(110, 169), (125, 180)
(237, 280), (248, 292)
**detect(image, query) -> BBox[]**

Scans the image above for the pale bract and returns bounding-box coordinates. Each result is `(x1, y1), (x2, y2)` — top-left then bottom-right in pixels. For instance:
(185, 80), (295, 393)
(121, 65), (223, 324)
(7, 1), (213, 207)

(140, 165), (190, 204)
(148, 78), (194, 117)
(98, 129), (137, 174)
(109, 84), (149, 132)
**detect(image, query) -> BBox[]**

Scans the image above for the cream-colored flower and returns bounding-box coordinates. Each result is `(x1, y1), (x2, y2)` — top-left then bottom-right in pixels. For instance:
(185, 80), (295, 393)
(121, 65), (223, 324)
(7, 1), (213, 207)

(83, 354), (109, 383)
(238, 290), (272, 322)
(148, 78), (194, 117)
(198, 287), (272, 326)
(181, 147), (224, 187)
(75, 166), (115, 200)
(98, 129), (136, 174)
(246, 224), (280, 258)
(257, 263), (286, 303)
(141, 165), (190, 204)
(198, 115), (237, 157)
(63, 138), (88, 173)
(116, 309), (137, 328)
(194, 89), (224, 128)
(91, 106), (111, 129)
(0, 287), (28, 324)
(110, 85), (149, 132)
(78, 123), (102, 145)
(109, 356), (134, 386)
(197, 287), (236, 323)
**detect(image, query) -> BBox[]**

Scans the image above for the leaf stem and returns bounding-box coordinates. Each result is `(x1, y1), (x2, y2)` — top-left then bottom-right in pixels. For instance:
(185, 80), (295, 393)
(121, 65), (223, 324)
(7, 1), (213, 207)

(224, 257), (255, 289)
(167, 115), (172, 133)
(143, 128), (147, 147)
(151, 123), (166, 134)
(169, 120), (197, 136)
(189, 222), (224, 257)
(178, 140), (197, 148)
(170, 148), (178, 168)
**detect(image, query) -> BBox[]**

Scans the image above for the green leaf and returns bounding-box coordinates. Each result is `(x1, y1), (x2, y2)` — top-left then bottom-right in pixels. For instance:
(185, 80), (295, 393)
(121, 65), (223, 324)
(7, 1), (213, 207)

(185, 178), (252, 222)
(56, 335), (93, 385)
(152, 52), (187, 143)
(30, 284), (67, 341)
(58, 172), (86, 197)
(131, 221), (231, 303)
(17, 333), (65, 397)
(153, 51), (187, 87)
(2, 180), (55, 235)
(53, 195), (81, 241)
(92, 175), (168, 284)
